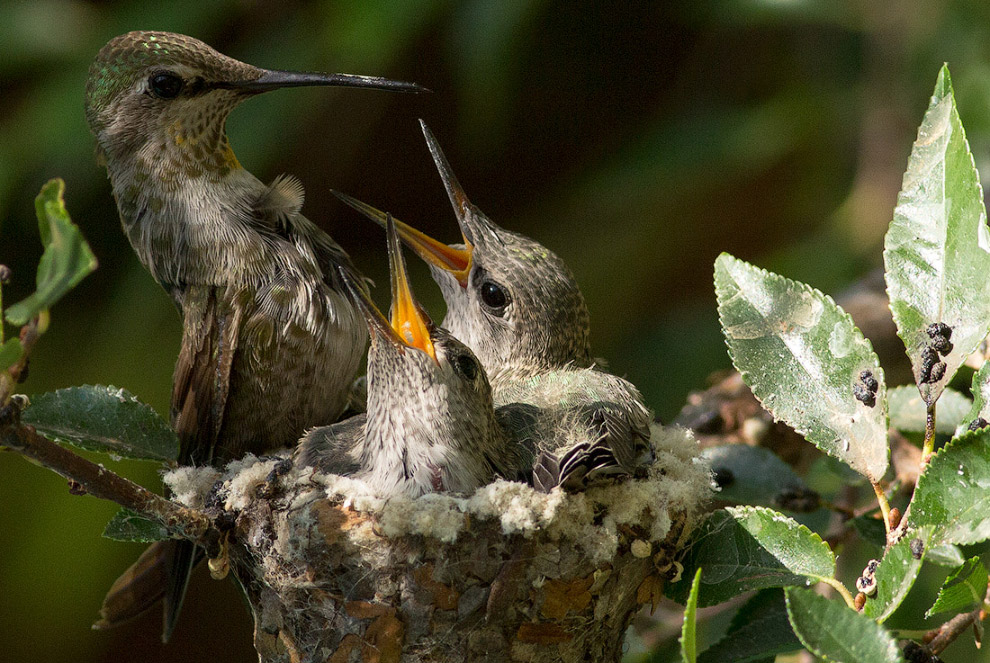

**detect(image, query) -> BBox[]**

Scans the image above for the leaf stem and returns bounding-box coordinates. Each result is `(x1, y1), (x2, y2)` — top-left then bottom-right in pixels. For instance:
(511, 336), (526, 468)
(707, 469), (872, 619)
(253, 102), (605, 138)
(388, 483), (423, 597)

(872, 481), (892, 541)
(820, 576), (858, 610)
(922, 401), (937, 462)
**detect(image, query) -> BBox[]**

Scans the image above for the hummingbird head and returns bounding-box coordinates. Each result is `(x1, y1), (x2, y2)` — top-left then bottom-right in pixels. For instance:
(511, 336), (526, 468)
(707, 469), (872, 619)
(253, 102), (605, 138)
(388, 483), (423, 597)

(333, 120), (593, 374)
(339, 216), (503, 495)
(85, 31), (425, 178)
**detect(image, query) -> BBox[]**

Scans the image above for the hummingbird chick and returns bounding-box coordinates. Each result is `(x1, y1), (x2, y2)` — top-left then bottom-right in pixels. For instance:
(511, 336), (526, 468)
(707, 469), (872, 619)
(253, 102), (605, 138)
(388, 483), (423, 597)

(297, 216), (525, 497)
(85, 31), (424, 640)
(334, 121), (655, 491)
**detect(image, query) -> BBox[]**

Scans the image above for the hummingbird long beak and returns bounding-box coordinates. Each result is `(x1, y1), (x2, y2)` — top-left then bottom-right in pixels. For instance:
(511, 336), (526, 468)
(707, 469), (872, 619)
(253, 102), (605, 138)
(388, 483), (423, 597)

(419, 120), (504, 264)
(332, 190), (473, 287)
(337, 266), (406, 350)
(337, 217), (437, 362)
(220, 69), (428, 94)
(386, 214), (437, 362)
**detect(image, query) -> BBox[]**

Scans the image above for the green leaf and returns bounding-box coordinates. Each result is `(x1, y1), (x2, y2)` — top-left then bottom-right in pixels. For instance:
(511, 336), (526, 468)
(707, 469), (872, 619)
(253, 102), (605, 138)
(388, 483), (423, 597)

(926, 557), (989, 618)
(959, 359), (990, 434)
(909, 428), (990, 546)
(698, 590), (801, 663)
(21, 385), (178, 461)
(703, 445), (812, 509)
(680, 568), (702, 663)
(5, 178), (98, 326)
(883, 65), (990, 406)
(785, 587), (902, 663)
(863, 527), (931, 622)
(103, 507), (169, 542)
(668, 506), (835, 607)
(714, 253), (889, 482)
(0, 337), (23, 371)
(888, 385), (970, 434)
(849, 515), (887, 549)
(927, 543), (966, 568)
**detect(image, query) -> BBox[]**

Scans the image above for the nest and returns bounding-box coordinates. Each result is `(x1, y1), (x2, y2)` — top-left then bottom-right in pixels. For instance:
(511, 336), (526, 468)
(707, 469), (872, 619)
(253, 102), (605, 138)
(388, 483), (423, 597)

(166, 425), (711, 663)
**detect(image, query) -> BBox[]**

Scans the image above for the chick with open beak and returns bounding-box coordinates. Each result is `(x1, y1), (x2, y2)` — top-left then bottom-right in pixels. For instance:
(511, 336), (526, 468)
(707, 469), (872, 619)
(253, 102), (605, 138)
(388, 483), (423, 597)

(297, 216), (526, 497)
(332, 123), (655, 491)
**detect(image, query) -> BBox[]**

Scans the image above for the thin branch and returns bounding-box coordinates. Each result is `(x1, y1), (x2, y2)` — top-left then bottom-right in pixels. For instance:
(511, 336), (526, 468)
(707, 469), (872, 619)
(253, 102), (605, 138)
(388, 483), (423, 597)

(924, 582), (990, 656)
(872, 481), (892, 541)
(927, 606), (985, 655)
(0, 403), (215, 546)
(922, 401), (936, 462)
(0, 315), (42, 405)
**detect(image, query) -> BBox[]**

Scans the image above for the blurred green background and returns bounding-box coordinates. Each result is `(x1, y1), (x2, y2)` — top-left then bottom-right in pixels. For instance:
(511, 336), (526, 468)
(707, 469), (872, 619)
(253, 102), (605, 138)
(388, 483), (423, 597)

(3, 1), (990, 661)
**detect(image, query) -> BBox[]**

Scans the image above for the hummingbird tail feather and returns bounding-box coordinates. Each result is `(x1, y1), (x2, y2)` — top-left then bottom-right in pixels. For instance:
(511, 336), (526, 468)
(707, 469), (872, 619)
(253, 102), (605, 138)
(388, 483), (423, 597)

(162, 539), (198, 643)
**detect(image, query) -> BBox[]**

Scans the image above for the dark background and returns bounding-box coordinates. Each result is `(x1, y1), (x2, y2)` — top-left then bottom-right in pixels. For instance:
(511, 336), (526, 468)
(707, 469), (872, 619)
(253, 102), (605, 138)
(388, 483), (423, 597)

(3, 1), (990, 661)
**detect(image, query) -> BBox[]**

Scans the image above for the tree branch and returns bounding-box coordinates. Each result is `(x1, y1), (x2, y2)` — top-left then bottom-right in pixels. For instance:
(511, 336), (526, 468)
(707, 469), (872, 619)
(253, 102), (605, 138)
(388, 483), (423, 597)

(0, 400), (215, 546)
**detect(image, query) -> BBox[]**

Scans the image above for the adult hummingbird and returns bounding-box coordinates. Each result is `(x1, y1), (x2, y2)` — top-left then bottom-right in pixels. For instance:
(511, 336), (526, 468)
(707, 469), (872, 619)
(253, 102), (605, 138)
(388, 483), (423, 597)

(333, 121), (654, 491)
(84, 31), (423, 640)
(297, 216), (525, 496)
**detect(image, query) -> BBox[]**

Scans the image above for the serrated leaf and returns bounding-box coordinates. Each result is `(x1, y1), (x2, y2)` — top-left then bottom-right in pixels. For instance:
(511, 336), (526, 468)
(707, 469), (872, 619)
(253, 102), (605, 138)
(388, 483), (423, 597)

(958, 359), (990, 435)
(888, 385), (970, 434)
(714, 253), (889, 482)
(5, 179), (98, 325)
(0, 338), (23, 371)
(909, 428), (990, 546)
(927, 543), (966, 568)
(680, 568), (701, 663)
(926, 557), (989, 618)
(668, 506), (835, 607)
(103, 507), (169, 542)
(703, 445), (811, 509)
(21, 385), (178, 461)
(785, 587), (902, 663)
(863, 527), (931, 622)
(698, 590), (801, 663)
(884, 65), (990, 406)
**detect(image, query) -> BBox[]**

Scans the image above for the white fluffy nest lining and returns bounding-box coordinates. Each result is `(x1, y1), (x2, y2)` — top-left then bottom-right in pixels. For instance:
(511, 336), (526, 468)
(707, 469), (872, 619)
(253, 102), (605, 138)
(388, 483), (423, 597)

(164, 424), (712, 566)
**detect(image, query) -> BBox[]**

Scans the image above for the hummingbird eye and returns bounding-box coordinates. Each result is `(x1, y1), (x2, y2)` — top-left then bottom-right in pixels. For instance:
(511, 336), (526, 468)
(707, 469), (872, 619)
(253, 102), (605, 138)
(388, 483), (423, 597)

(452, 353), (480, 381)
(479, 280), (509, 315)
(149, 72), (184, 99)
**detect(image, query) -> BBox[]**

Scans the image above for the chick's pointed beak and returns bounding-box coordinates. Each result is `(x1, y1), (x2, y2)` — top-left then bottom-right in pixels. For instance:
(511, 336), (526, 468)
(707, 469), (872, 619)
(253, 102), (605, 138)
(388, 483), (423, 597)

(332, 190), (473, 287)
(219, 69), (428, 94)
(386, 215), (437, 362)
(337, 267), (406, 351)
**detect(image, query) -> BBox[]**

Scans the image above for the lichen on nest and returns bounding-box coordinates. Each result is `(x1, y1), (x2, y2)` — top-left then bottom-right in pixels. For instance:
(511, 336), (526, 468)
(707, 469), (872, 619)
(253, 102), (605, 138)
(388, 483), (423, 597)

(164, 424), (711, 564)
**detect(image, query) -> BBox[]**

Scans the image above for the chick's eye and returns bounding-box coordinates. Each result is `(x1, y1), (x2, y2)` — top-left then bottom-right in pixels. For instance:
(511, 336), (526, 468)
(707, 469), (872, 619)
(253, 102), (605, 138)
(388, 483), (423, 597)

(453, 353), (480, 381)
(479, 281), (509, 313)
(149, 72), (184, 99)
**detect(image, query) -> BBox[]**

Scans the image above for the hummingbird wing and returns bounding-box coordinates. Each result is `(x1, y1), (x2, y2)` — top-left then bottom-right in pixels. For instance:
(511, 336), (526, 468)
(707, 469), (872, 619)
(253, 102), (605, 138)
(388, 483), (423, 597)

(172, 286), (242, 465)
(295, 414), (366, 474)
(162, 285), (243, 641)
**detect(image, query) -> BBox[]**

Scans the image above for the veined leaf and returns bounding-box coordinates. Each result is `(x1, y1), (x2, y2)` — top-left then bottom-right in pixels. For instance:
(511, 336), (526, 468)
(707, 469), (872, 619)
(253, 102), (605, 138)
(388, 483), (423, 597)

(21, 385), (178, 462)
(5, 179), (98, 325)
(888, 385), (970, 434)
(785, 587), (902, 663)
(926, 557), (989, 617)
(668, 506), (835, 607)
(958, 359), (990, 435)
(698, 590), (801, 663)
(862, 527), (931, 622)
(703, 445), (812, 510)
(715, 253), (888, 482)
(909, 427), (990, 546)
(884, 65), (990, 405)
